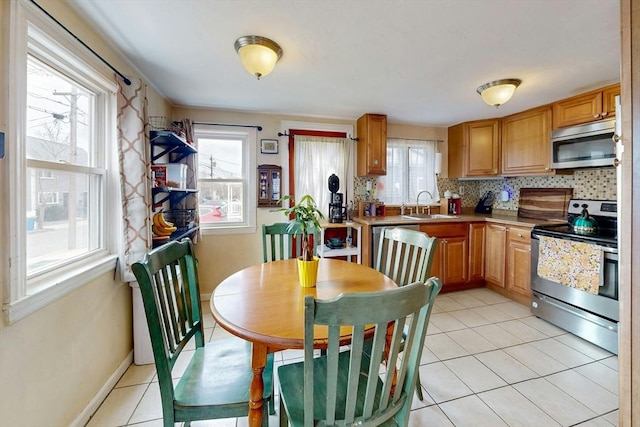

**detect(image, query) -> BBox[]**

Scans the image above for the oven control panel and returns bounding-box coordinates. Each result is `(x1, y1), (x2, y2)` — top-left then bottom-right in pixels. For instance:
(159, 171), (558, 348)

(568, 199), (617, 218)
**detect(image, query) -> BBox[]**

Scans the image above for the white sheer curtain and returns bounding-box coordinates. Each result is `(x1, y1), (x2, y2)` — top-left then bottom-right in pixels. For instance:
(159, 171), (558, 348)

(378, 138), (440, 205)
(294, 135), (352, 217)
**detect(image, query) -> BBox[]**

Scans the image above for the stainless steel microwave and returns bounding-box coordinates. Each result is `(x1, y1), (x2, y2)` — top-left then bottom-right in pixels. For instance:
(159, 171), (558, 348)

(551, 119), (616, 169)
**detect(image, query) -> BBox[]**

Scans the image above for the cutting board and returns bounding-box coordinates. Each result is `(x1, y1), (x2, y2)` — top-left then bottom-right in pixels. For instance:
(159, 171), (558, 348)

(518, 188), (574, 220)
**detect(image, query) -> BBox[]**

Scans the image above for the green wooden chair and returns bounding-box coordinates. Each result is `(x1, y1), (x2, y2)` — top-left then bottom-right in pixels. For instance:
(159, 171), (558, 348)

(375, 227), (438, 288)
(131, 238), (274, 427)
(277, 278), (442, 427)
(374, 227), (439, 401)
(262, 222), (319, 262)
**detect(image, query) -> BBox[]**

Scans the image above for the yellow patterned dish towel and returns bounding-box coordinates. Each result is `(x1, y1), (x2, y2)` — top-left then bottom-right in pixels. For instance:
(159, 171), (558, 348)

(537, 236), (602, 294)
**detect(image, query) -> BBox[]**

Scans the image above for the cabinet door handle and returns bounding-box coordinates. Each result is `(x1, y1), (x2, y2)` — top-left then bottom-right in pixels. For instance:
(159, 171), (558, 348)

(593, 113), (602, 119)
(601, 111), (609, 117)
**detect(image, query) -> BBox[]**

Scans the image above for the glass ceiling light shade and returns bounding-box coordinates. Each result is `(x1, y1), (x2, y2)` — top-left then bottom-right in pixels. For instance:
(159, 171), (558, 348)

(234, 35), (283, 80)
(476, 79), (522, 108)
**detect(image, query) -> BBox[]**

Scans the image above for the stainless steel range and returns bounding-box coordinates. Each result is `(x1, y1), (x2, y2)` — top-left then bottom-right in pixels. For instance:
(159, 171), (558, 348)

(531, 199), (618, 354)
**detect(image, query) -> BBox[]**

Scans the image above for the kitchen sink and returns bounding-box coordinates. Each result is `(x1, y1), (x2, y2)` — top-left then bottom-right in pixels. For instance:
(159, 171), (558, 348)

(401, 214), (456, 220)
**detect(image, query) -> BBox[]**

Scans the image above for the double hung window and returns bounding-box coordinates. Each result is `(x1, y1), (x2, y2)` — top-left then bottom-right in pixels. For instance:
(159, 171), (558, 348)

(377, 139), (440, 205)
(5, 0), (118, 322)
(194, 125), (256, 231)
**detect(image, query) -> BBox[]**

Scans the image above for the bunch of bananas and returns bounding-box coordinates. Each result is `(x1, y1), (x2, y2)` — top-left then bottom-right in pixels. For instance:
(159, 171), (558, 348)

(152, 211), (177, 236)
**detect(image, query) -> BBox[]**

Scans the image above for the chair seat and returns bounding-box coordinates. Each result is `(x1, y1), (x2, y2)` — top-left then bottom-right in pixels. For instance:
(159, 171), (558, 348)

(174, 336), (274, 420)
(278, 351), (403, 427)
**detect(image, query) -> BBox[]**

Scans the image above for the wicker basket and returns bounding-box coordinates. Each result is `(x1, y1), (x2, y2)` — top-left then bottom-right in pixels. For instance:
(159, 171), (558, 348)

(148, 116), (167, 131)
(166, 209), (195, 229)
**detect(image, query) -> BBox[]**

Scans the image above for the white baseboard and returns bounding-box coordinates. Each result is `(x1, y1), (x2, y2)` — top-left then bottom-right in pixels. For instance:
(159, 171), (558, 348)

(69, 351), (134, 427)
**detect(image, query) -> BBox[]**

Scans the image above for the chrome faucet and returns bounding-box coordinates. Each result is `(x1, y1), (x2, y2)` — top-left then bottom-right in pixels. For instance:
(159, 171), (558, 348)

(416, 190), (434, 215)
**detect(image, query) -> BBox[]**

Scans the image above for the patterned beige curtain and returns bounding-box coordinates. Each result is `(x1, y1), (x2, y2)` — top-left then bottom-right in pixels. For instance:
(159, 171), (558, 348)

(116, 78), (151, 282)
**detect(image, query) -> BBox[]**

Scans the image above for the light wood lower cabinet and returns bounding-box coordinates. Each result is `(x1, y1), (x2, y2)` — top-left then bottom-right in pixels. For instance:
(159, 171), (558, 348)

(506, 227), (532, 300)
(468, 223), (485, 282)
(485, 223), (532, 305)
(421, 223), (470, 291)
(485, 223), (507, 287)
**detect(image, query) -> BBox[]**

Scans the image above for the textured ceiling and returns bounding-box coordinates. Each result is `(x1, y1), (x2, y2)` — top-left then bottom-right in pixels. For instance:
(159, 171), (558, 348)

(66, 0), (621, 127)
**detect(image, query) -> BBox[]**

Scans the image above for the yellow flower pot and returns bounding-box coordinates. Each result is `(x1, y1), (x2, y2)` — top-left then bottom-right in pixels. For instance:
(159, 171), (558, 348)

(297, 256), (319, 288)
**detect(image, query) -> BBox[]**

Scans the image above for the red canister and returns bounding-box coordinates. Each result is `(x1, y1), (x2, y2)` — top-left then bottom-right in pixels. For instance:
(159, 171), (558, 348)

(449, 197), (462, 215)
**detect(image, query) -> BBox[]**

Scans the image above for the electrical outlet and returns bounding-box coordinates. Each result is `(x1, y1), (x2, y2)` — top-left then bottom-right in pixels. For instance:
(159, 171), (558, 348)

(458, 186), (464, 196)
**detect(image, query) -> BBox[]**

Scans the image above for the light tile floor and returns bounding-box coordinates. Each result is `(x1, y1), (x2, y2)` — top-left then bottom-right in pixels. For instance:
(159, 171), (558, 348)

(86, 288), (619, 426)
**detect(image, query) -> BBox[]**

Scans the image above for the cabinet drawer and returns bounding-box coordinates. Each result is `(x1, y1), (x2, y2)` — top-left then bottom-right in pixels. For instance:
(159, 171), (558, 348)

(420, 223), (467, 238)
(507, 226), (531, 243)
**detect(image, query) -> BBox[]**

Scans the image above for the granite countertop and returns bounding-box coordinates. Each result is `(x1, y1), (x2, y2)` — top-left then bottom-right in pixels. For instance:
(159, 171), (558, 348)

(352, 209), (565, 228)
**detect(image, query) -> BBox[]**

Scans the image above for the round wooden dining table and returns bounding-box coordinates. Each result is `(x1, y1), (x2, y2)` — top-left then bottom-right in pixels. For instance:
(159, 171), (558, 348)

(210, 258), (397, 427)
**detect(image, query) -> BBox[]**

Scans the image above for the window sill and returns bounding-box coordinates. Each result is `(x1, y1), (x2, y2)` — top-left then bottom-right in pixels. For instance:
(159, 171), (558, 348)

(3, 254), (119, 324)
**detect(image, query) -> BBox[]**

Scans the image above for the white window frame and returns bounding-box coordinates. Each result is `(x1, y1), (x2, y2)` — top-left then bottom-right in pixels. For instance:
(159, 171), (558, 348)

(195, 125), (256, 235)
(378, 139), (440, 205)
(3, 0), (119, 323)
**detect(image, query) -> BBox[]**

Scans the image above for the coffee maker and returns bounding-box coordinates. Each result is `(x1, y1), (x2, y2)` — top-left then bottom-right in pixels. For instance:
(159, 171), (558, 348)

(328, 174), (345, 223)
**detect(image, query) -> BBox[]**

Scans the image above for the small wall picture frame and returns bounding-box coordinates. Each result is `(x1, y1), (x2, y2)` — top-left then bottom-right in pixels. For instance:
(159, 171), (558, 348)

(260, 139), (278, 154)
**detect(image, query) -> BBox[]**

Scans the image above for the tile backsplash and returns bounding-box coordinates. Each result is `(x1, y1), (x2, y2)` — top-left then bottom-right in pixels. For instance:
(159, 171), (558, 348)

(355, 168), (616, 211)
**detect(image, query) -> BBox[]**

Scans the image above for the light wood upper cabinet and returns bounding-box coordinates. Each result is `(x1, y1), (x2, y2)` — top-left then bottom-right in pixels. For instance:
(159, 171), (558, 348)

(448, 119), (500, 178)
(552, 83), (620, 129)
(356, 113), (387, 176)
(601, 85), (620, 119)
(501, 106), (553, 176)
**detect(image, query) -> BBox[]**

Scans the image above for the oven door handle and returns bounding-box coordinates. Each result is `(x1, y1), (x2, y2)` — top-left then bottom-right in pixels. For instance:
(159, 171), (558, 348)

(599, 251), (605, 289)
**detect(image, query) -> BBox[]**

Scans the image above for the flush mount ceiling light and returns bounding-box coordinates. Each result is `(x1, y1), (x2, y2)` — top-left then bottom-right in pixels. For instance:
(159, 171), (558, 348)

(234, 35), (283, 80)
(476, 78), (522, 108)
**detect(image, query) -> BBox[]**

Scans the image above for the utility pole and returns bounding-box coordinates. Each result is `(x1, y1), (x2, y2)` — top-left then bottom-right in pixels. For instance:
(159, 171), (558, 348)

(53, 89), (78, 249)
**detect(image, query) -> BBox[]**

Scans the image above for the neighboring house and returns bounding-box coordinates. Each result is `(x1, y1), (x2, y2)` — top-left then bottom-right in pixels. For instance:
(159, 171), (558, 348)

(25, 135), (89, 221)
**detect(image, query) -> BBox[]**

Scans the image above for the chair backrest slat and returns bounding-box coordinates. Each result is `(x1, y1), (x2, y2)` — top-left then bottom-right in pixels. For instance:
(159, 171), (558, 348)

(262, 222), (319, 262)
(304, 278), (442, 426)
(363, 325), (387, 417)
(376, 227), (438, 287)
(345, 325), (365, 423)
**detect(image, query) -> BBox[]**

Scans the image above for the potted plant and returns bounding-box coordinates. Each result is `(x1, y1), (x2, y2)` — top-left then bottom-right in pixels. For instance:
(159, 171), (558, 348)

(274, 194), (325, 287)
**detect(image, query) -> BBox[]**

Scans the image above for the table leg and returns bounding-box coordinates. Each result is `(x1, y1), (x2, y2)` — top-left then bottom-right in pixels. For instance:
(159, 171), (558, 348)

(249, 343), (267, 427)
